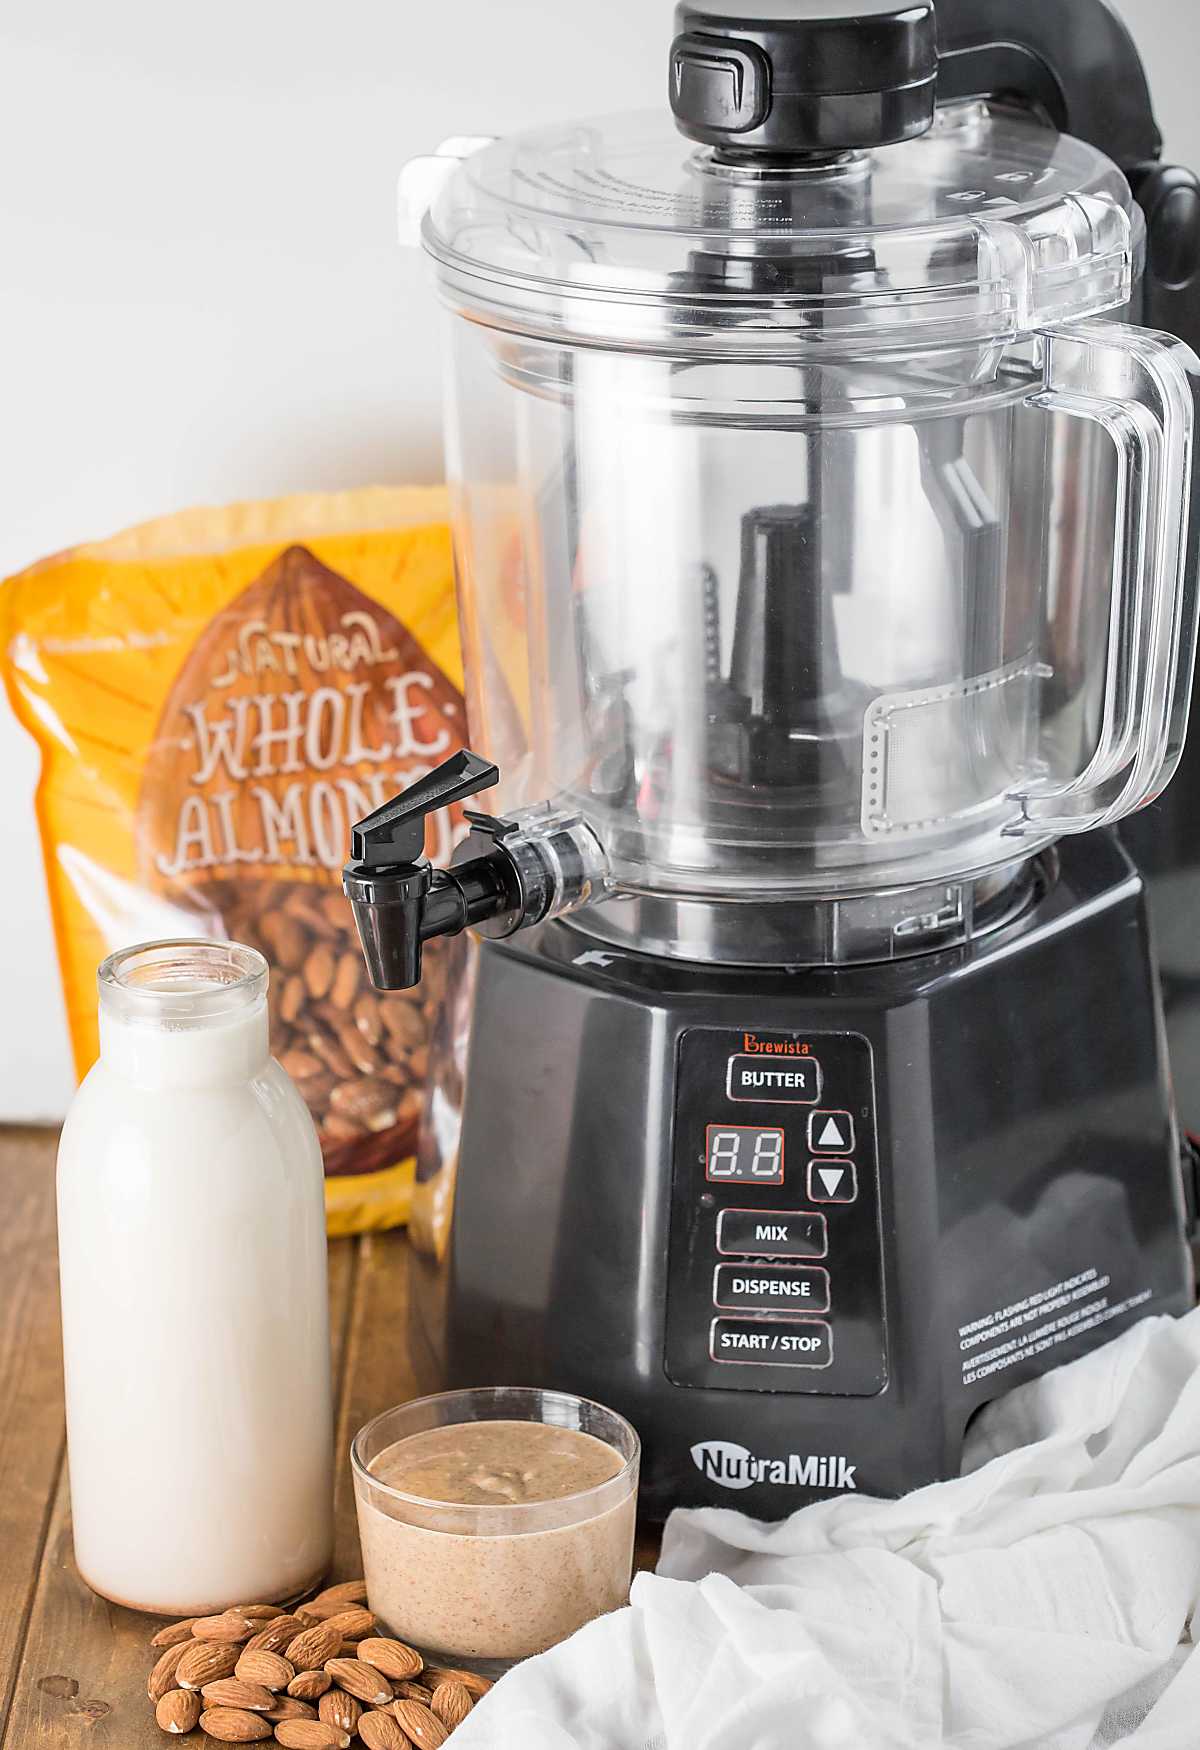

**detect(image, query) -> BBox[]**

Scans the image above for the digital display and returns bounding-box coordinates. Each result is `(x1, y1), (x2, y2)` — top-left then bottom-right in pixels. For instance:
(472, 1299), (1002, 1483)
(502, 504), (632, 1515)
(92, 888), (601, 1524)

(705, 1125), (785, 1184)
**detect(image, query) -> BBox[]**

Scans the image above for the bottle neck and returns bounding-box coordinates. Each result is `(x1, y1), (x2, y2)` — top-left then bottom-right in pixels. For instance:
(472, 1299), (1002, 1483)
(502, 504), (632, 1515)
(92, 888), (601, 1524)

(98, 997), (271, 1090)
(95, 940), (272, 1090)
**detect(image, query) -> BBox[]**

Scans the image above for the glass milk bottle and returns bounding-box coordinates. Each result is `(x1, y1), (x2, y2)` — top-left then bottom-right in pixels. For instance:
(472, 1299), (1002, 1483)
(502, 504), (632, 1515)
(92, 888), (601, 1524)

(57, 940), (334, 1613)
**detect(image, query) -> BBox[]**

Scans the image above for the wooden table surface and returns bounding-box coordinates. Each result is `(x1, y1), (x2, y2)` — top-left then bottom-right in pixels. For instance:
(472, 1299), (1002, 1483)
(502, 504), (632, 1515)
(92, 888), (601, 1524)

(0, 1124), (654, 1746)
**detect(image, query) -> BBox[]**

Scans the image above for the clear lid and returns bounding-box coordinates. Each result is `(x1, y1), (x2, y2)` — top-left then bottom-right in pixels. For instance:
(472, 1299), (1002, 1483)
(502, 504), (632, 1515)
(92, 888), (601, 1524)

(419, 100), (1142, 352)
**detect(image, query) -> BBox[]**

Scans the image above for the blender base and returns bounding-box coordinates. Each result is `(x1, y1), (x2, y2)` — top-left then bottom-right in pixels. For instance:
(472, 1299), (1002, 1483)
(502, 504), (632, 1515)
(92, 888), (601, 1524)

(410, 832), (1193, 1519)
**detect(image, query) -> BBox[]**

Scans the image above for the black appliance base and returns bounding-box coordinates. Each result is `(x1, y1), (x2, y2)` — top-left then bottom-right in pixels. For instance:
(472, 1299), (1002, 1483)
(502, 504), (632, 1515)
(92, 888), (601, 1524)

(408, 833), (1193, 1520)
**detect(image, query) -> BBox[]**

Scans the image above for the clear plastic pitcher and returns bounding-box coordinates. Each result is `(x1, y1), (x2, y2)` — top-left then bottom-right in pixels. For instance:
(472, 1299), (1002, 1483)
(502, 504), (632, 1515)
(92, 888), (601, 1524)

(404, 91), (1199, 959)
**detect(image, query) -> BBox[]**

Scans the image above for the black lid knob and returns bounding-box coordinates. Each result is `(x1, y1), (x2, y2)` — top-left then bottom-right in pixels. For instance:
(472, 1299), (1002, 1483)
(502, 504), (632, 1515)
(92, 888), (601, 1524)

(670, 0), (938, 156)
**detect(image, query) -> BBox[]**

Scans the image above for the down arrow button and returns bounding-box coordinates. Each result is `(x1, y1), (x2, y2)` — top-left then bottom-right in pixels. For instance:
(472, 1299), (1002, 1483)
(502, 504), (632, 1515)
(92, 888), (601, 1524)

(807, 1158), (857, 1204)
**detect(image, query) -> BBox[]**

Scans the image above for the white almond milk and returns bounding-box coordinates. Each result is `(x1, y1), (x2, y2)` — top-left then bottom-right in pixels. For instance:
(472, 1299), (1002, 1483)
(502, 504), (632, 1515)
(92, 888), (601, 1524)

(57, 940), (333, 1613)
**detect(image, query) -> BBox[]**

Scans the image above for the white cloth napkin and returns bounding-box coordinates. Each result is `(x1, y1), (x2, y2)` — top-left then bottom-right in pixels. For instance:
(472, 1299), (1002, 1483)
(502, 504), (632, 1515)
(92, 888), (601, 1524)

(452, 1309), (1200, 1749)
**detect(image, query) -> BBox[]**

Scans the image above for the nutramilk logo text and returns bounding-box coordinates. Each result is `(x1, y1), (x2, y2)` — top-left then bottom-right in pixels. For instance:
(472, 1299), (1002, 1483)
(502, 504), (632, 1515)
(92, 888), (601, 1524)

(691, 1439), (858, 1492)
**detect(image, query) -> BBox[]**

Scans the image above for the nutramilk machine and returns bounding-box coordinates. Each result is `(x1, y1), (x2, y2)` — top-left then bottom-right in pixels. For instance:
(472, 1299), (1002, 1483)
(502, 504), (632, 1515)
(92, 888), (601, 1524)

(345, 0), (1200, 1517)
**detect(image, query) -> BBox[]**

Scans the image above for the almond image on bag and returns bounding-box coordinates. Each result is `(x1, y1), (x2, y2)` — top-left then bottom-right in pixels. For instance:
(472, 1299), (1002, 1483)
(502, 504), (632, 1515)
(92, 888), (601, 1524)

(2, 488), (467, 1233)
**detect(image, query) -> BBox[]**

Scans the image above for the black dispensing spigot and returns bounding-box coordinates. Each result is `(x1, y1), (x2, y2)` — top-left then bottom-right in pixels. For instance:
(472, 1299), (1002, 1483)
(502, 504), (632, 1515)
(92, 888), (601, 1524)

(343, 750), (524, 990)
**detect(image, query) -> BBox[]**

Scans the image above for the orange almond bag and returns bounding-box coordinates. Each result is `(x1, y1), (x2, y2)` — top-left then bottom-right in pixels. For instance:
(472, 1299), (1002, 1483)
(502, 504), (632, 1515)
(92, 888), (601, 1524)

(2, 487), (465, 1233)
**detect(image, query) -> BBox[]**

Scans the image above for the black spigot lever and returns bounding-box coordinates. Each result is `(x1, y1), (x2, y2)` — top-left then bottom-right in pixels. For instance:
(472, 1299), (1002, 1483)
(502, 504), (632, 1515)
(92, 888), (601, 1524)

(343, 749), (518, 992)
(349, 749), (499, 869)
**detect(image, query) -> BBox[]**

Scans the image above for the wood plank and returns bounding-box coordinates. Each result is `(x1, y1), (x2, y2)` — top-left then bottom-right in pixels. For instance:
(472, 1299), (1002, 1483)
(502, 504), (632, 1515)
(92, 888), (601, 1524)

(0, 1227), (361, 1748)
(0, 1127), (66, 1743)
(331, 1228), (416, 1579)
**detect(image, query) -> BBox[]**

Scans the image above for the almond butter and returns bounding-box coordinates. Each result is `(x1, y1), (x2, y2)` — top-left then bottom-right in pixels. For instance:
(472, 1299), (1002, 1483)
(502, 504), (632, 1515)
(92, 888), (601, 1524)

(322, 1659), (392, 1706)
(193, 1610), (257, 1643)
(390, 1698), (448, 1748)
(283, 1624), (343, 1671)
(148, 1640), (191, 1702)
(286, 1671), (331, 1701)
(245, 1615), (305, 1656)
(175, 1639), (240, 1690)
(197, 1706), (274, 1742)
(356, 1637), (423, 1682)
(264, 1698), (318, 1723)
(236, 1649), (295, 1691)
(273, 1722), (351, 1749)
(359, 1712), (411, 1750)
(424, 1665), (493, 1699)
(155, 1688), (202, 1734)
(201, 1678), (277, 1712)
(318, 1689), (362, 1733)
(150, 1617), (197, 1649)
(430, 1681), (473, 1730)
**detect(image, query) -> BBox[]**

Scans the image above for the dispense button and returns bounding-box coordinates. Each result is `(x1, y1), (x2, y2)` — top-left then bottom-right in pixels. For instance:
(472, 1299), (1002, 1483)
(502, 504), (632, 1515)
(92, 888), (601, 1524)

(710, 1317), (833, 1368)
(713, 1263), (830, 1314)
(716, 1208), (827, 1259)
(727, 1053), (821, 1104)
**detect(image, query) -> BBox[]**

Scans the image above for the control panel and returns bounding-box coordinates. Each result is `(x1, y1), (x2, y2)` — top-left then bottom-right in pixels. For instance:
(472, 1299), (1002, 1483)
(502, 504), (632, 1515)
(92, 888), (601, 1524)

(665, 1028), (887, 1395)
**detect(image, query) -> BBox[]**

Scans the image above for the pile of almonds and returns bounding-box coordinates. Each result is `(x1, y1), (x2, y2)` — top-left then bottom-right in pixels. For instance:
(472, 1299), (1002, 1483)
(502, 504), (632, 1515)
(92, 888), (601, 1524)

(146, 1580), (489, 1747)
(209, 877), (445, 1166)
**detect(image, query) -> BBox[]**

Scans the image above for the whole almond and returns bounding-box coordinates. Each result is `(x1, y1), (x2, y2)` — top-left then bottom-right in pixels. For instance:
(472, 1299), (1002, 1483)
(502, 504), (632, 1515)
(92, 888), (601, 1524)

(201, 1678), (277, 1712)
(322, 1659), (392, 1706)
(284, 1625), (342, 1670)
(315, 1608), (373, 1640)
(280, 1047), (324, 1081)
(359, 1712), (411, 1750)
(246, 1615), (305, 1656)
(330, 951), (361, 1009)
(356, 1638), (423, 1682)
(176, 1640), (240, 1690)
(150, 1617), (197, 1649)
(294, 1600), (345, 1625)
(236, 1649), (294, 1691)
(431, 1681), (473, 1730)
(148, 1640), (190, 1702)
(304, 942), (336, 1000)
(319, 1689), (362, 1733)
(273, 1722), (350, 1749)
(353, 995), (383, 1047)
(193, 1611), (257, 1643)
(308, 1580), (368, 1608)
(261, 911), (307, 973)
(391, 1698), (448, 1748)
(392, 1681), (435, 1705)
(281, 975), (306, 1023)
(265, 1698), (318, 1722)
(287, 1671), (331, 1701)
(155, 1688), (202, 1734)
(424, 1665), (493, 1699)
(236, 1605), (287, 1621)
(197, 1707), (273, 1743)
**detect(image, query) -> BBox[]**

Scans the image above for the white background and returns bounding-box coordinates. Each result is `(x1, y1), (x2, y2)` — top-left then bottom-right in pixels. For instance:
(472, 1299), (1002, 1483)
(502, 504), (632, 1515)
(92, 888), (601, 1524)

(0, 0), (1196, 1118)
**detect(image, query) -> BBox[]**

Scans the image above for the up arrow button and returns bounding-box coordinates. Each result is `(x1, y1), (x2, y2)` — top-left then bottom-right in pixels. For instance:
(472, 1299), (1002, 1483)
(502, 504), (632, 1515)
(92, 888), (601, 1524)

(808, 1110), (855, 1153)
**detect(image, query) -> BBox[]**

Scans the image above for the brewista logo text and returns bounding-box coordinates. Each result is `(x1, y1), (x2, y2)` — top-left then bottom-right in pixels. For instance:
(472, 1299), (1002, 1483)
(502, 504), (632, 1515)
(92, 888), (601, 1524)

(691, 1439), (857, 1491)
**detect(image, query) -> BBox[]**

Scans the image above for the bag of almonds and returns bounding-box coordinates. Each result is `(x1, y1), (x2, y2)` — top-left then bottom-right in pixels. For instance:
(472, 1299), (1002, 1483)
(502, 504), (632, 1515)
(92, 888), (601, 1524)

(2, 487), (467, 1233)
